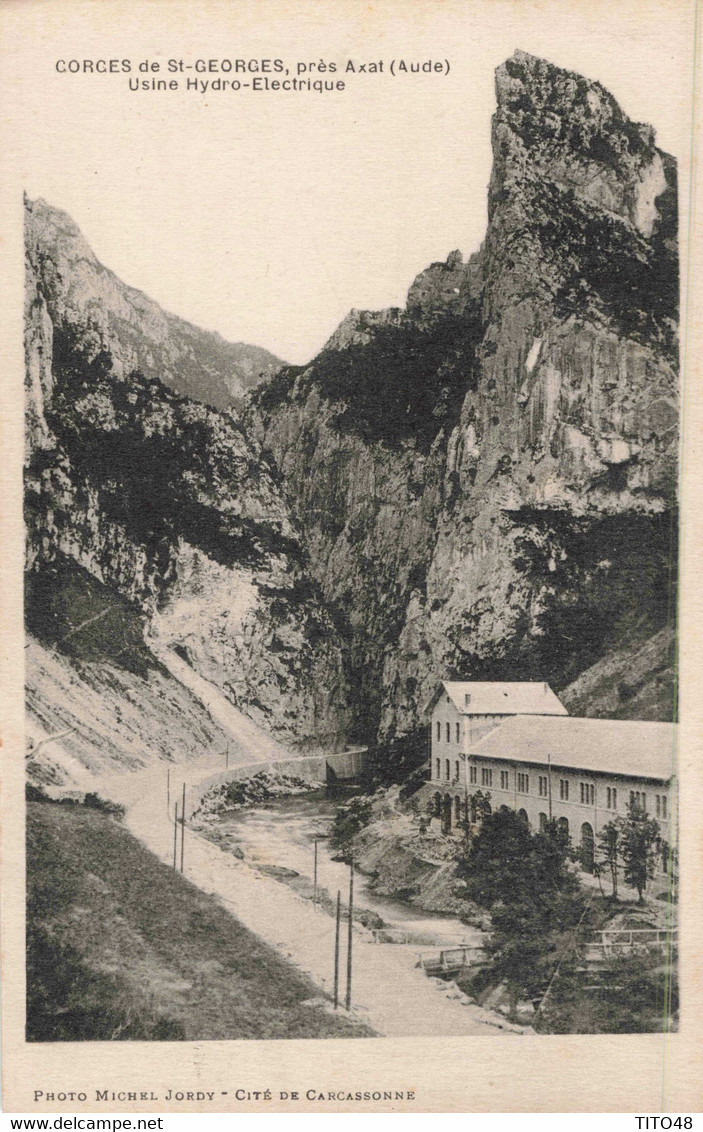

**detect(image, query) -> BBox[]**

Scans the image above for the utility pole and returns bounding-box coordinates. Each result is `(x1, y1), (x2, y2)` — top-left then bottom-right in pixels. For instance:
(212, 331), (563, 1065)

(180, 782), (186, 873)
(333, 890), (341, 1009)
(548, 752), (553, 821)
(173, 802), (178, 869)
(313, 839), (318, 911)
(346, 856), (354, 1011)
(167, 767), (170, 815)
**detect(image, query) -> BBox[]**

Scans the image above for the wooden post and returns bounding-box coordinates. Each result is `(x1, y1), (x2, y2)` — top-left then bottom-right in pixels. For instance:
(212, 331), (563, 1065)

(345, 856), (354, 1011)
(333, 890), (341, 1009)
(180, 782), (186, 873)
(313, 839), (318, 911)
(173, 801), (178, 869)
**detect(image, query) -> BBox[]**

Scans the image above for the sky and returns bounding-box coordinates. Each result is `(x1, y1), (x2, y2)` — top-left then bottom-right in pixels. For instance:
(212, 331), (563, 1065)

(4, 0), (696, 364)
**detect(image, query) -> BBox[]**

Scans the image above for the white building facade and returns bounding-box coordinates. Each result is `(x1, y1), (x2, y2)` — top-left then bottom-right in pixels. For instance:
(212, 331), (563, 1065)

(425, 682), (676, 872)
(429, 680), (568, 788)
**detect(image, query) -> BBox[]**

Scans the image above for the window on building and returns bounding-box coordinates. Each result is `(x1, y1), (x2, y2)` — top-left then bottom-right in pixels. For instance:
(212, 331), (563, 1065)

(606, 787), (617, 810)
(580, 782), (595, 805)
(630, 790), (647, 813)
(435, 758), (440, 780)
(456, 722), (460, 743)
(445, 759), (450, 781)
(538, 775), (548, 798)
(500, 770), (509, 790)
(481, 768), (492, 787)
(446, 723), (450, 743)
(455, 761), (460, 781)
(517, 772), (529, 794)
(655, 794), (668, 819)
(469, 765), (477, 785)
(436, 721), (441, 741)
(559, 779), (569, 801)
(662, 795), (668, 819)
(538, 812), (548, 832)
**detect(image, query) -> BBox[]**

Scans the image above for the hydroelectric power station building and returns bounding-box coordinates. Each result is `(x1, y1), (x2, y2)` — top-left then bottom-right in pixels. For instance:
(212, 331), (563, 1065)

(426, 681), (676, 871)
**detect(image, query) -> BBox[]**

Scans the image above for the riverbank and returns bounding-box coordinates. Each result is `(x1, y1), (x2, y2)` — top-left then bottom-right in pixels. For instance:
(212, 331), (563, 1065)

(97, 762), (525, 1036)
(326, 783), (491, 925)
(27, 797), (372, 1040)
(195, 785), (483, 940)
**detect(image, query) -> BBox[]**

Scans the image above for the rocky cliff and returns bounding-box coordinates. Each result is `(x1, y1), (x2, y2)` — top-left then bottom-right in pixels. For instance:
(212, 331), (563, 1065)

(249, 50), (678, 743)
(25, 204), (350, 779)
(25, 196), (282, 424)
(25, 52), (679, 778)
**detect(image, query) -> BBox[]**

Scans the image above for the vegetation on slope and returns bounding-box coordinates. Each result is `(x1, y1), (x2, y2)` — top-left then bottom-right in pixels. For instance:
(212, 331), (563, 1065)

(27, 196), (283, 412)
(27, 799), (373, 1041)
(560, 626), (676, 722)
(533, 181), (678, 354)
(454, 807), (677, 1033)
(440, 506), (678, 707)
(256, 308), (484, 453)
(25, 553), (155, 677)
(28, 327), (300, 579)
(511, 506), (677, 693)
(500, 51), (678, 356)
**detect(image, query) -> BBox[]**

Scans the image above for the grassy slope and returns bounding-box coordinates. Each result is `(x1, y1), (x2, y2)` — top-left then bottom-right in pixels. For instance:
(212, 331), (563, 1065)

(27, 800), (373, 1041)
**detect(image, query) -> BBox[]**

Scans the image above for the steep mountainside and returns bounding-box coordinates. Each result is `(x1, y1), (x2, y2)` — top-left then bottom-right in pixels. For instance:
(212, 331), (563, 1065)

(25, 52), (679, 781)
(249, 50), (678, 743)
(560, 625), (676, 722)
(25, 196), (282, 418)
(25, 221), (350, 780)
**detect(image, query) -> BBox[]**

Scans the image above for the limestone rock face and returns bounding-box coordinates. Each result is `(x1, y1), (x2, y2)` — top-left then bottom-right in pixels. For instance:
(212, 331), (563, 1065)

(25, 213), (349, 754)
(25, 52), (679, 766)
(24, 196), (283, 417)
(250, 51), (678, 741)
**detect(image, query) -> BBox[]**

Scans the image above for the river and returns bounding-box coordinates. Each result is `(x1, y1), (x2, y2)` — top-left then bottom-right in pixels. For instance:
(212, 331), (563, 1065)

(104, 763), (517, 1036)
(217, 789), (484, 948)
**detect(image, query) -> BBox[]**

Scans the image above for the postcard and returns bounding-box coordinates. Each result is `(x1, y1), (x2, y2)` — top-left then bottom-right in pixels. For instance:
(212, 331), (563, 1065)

(1, 0), (701, 1114)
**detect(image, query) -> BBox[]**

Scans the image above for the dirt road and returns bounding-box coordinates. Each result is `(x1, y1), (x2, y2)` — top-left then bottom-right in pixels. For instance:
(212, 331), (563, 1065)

(100, 757), (521, 1038)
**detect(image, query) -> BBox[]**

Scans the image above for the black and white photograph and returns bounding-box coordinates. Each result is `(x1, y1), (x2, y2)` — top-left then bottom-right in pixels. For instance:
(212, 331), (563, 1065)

(1, 0), (699, 1115)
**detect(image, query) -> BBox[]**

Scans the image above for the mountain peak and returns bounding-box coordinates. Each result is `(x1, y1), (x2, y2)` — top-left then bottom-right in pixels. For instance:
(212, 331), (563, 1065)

(25, 196), (285, 411)
(492, 50), (671, 239)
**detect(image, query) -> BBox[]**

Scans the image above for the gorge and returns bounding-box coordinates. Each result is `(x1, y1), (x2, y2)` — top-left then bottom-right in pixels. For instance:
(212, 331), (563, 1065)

(24, 50), (678, 789)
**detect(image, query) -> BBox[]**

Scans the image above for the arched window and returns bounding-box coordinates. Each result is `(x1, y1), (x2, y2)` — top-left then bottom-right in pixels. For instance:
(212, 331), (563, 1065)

(538, 812), (548, 832)
(558, 816), (569, 837)
(436, 721), (441, 741)
(456, 722), (460, 743)
(455, 796), (462, 823)
(518, 808), (529, 825)
(446, 722), (450, 743)
(435, 757), (440, 780)
(455, 760), (459, 781)
(434, 792), (442, 818)
(445, 759), (450, 780)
